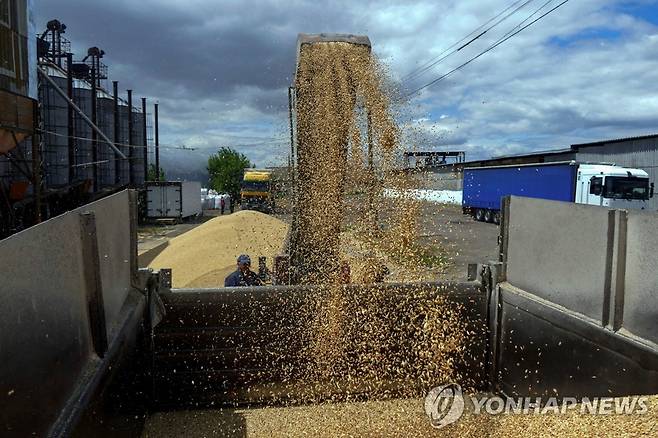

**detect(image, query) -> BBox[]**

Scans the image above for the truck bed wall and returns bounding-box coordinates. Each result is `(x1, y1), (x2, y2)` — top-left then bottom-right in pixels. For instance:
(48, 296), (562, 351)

(493, 196), (658, 397)
(0, 190), (147, 438)
(463, 163), (576, 211)
(4, 192), (658, 437)
(152, 281), (489, 407)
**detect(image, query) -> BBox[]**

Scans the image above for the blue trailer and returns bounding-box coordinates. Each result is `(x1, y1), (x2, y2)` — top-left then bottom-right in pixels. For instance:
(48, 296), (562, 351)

(462, 161), (652, 223)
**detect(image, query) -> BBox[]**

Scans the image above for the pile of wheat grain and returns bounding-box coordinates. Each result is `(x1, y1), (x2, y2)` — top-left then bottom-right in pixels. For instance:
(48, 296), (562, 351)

(148, 210), (288, 288)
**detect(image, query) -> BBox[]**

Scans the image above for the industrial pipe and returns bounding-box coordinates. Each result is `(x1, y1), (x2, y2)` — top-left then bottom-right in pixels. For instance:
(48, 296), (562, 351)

(154, 103), (159, 181)
(127, 89), (133, 184)
(91, 66), (98, 189)
(142, 97), (148, 181)
(66, 53), (74, 183)
(113, 81), (120, 184)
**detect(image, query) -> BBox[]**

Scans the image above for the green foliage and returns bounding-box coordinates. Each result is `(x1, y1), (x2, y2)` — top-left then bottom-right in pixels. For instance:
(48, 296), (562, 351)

(147, 163), (165, 181)
(207, 147), (253, 200)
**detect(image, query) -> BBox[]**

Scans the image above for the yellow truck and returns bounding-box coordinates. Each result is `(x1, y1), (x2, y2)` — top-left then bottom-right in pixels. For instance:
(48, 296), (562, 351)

(241, 169), (275, 213)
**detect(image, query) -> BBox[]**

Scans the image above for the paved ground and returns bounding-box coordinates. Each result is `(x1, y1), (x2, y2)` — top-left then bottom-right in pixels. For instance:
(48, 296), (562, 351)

(416, 202), (500, 281)
(338, 195), (500, 282)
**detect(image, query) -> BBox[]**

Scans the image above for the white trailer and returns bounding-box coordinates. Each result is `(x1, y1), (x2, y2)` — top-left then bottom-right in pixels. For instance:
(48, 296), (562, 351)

(146, 181), (202, 219)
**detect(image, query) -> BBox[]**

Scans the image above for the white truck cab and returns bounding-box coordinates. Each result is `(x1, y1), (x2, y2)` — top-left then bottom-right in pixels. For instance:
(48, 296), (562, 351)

(576, 164), (654, 210)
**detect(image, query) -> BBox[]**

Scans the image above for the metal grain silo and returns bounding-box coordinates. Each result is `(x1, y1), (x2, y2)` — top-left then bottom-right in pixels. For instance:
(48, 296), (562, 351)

(72, 77), (94, 190)
(40, 64), (70, 188)
(97, 87), (115, 188)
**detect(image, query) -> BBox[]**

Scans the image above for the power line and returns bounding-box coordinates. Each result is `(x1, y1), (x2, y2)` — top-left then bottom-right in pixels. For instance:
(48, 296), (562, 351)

(401, 0), (527, 81)
(497, 0), (556, 40)
(71, 158), (138, 168)
(37, 128), (287, 151)
(219, 134), (288, 142)
(36, 128), (196, 151)
(404, 0), (569, 99)
(401, 0), (534, 83)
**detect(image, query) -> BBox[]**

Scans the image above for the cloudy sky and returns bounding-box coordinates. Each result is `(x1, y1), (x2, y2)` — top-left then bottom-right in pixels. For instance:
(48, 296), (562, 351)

(36, 0), (658, 176)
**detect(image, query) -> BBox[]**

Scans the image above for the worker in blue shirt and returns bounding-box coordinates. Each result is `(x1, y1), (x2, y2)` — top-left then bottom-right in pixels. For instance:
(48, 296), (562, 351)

(224, 254), (262, 287)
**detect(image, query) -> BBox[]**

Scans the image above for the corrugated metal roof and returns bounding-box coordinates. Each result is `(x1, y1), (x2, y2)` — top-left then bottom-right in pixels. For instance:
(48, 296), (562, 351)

(491, 147), (573, 160)
(572, 133), (658, 148)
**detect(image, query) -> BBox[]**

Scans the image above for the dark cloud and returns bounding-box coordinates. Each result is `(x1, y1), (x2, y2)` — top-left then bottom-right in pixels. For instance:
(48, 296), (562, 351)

(35, 1), (362, 103)
(34, 1), (658, 170)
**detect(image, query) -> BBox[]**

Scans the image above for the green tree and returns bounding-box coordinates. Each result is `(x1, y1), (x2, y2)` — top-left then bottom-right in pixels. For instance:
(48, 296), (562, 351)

(207, 147), (252, 201)
(147, 163), (165, 181)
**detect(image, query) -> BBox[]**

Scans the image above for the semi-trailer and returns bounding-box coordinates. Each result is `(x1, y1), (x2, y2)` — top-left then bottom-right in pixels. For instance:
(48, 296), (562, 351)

(462, 161), (654, 224)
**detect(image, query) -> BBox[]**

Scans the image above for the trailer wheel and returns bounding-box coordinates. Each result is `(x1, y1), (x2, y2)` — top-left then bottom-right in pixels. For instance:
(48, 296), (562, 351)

(493, 211), (501, 225)
(475, 208), (484, 222)
(484, 209), (493, 223)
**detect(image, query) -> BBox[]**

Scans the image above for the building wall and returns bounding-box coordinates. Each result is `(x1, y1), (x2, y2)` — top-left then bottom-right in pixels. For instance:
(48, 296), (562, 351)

(541, 152), (576, 163)
(575, 138), (658, 211)
(0, 0), (29, 95)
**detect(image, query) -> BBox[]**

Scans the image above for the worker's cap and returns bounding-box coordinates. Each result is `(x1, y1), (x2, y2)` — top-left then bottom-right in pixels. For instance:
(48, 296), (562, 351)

(237, 254), (251, 265)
